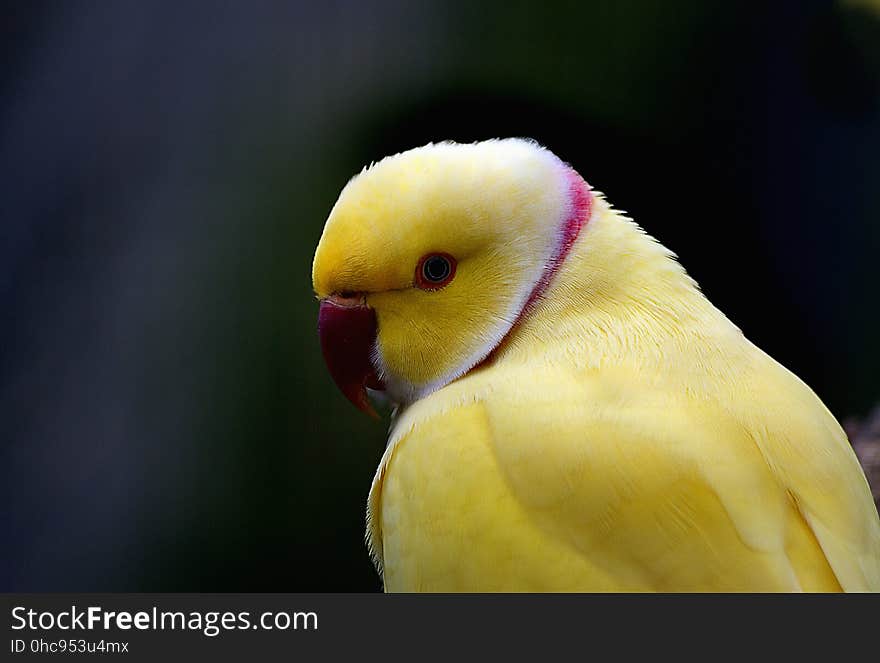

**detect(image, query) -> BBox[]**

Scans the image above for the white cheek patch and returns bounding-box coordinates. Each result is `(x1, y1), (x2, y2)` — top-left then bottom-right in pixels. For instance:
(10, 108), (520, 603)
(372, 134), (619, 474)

(370, 339), (409, 406)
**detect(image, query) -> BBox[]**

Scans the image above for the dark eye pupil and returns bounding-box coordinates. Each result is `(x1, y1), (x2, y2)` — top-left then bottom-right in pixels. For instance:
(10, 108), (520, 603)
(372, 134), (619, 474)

(423, 256), (450, 282)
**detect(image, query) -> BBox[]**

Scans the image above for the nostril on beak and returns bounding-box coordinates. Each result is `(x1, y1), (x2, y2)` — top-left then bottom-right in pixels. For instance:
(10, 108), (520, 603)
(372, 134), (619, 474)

(327, 291), (367, 308)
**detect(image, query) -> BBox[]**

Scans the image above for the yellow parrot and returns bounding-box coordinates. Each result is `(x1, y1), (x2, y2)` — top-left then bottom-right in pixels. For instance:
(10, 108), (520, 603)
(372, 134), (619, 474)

(312, 138), (880, 592)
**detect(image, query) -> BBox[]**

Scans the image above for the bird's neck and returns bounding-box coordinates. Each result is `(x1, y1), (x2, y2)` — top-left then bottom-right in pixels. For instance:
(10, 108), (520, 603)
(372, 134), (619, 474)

(494, 193), (747, 373)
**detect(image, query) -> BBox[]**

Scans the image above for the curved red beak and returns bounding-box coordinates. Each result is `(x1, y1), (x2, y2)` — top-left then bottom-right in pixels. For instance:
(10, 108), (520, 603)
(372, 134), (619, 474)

(318, 294), (383, 418)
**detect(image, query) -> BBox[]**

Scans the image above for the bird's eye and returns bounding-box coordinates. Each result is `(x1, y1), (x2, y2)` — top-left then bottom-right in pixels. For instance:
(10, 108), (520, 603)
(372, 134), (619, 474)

(415, 253), (456, 290)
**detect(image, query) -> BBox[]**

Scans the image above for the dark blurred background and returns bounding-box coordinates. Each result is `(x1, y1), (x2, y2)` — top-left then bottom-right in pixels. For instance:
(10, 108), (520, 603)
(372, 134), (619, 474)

(1, 0), (878, 591)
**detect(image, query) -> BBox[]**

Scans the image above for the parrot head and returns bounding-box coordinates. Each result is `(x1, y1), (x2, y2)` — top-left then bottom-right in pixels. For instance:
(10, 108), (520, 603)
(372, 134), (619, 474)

(312, 139), (591, 415)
